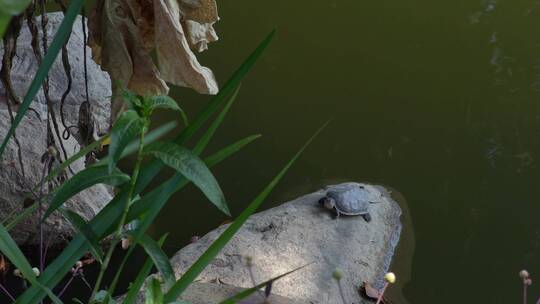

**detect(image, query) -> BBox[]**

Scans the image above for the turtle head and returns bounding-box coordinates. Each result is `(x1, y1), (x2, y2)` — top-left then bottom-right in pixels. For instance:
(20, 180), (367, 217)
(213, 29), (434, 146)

(319, 196), (336, 210)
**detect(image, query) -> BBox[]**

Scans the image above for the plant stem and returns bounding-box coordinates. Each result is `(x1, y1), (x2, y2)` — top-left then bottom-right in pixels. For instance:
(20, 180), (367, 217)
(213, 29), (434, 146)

(524, 283), (528, 304)
(375, 283), (388, 304)
(0, 282), (15, 301)
(107, 244), (135, 293)
(336, 280), (348, 304)
(90, 122), (148, 300)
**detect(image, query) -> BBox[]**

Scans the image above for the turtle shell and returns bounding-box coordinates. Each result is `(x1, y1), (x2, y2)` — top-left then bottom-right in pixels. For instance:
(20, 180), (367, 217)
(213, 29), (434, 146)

(326, 185), (371, 215)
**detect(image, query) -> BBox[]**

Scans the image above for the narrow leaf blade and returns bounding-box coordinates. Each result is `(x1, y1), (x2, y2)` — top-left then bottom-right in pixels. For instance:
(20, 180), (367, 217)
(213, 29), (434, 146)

(109, 110), (144, 173)
(60, 209), (103, 262)
(219, 264), (311, 304)
(145, 277), (164, 304)
(145, 142), (229, 216)
(145, 95), (189, 126)
(137, 234), (175, 289)
(123, 235), (167, 304)
(44, 166), (130, 220)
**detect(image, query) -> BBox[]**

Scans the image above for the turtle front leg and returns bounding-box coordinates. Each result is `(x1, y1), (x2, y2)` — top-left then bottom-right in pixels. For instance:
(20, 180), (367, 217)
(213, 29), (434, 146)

(333, 209), (341, 219)
(362, 213), (372, 222)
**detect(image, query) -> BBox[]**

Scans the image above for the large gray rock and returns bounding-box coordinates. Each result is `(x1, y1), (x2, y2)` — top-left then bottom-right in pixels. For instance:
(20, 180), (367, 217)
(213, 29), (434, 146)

(0, 13), (112, 246)
(167, 182), (403, 304)
(0, 12), (111, 136)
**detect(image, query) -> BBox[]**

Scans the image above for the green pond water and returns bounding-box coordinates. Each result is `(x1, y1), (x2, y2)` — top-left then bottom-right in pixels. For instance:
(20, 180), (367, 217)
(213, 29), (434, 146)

(148, 0), (540, 303)
(33, 0), (540, 302)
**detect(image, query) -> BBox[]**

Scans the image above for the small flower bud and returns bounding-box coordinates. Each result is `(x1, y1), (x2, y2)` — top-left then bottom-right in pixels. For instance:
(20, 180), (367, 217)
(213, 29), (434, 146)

(13, 269), (22, 278)
(384, 272), (396, 284)
(332, 269), (343, 281)
(520, 270), (530, 279)
(525, 278), (533, 286)
(32, 267), (40, 277)
(121, 236), (132, 250)
(75, 261), (83, 268)
(47, 146), (58, 157)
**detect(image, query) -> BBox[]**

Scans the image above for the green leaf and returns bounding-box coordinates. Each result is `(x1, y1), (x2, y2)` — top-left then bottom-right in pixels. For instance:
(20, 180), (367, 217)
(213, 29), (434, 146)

(95, 121), (177, 167)
(205, 135), (261, 166)
(144, 95), (189, 126)
(109, 110), (144, 173)
(0, 223), (62, 304)
(127, 134), (261, 231)
(46, 135), (108, 183)
(8, 121), (175, 231)
(145, 277), (164, 304)
(0, 11), (11, 38)
(145, 141), (229, 216)
(44, 165), (130, 220)
(174, 30), (275, 146)
(17, 30), (275, 304)
(0, 0), (84, 158)
(194, 85), (240, 155)
(60, 209), (103, 263)
(5, 202), (38, 231)
(91, 290), (117, 304)
(219, 264), (311, 304)
(137, 234), (175, 289)
(163, 122), (328, 302)
(0, 0), (32, 36)
(0, 0), (32, 15)
(123, 235), (167, 304)
(121, 90), (143, 111)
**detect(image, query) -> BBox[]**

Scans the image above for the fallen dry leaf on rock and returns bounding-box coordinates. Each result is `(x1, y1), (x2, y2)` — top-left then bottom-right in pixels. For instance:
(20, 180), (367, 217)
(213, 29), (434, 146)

(362, 281), (389, 304)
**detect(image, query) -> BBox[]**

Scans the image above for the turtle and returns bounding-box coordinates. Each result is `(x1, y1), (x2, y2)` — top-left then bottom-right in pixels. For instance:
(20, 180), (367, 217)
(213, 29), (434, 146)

(318, 184), (378, 222)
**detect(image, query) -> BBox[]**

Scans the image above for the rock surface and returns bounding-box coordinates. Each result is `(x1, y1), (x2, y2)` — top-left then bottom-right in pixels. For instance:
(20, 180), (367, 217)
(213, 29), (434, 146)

(0, 13), (112, 246)
(165, 182), (402, 304)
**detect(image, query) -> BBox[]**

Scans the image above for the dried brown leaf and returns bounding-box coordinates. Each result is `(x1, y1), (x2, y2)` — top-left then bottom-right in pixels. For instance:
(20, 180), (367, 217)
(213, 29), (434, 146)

(362, 281), (387, 303)
(89, 0), (220, 123)
(90, 0), (168, 122)
(179, 0), (218, 24)
(154, 0), (218, 94)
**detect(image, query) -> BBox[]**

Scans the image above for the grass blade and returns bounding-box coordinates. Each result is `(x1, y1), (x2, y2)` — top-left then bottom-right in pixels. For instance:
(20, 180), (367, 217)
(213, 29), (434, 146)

(0, 223), (62, 304)
(204, 135), (261, 167)
(219, 264), (311, 304)
(145, 277), (164, 304)
(0, 0), (32, 36)
(193, 85), (239, 155)
(126, 134), (261, 225)
(137, 234), (175, 289)
(44, 166), (130, 220)
(46, 136), (108, 183)
(5, 203), (38, 231)
(0, 0), (84, 158)
(122, 235), (167, 304)
(60, 208), (103, 263)
(163, 122), (328, 302)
